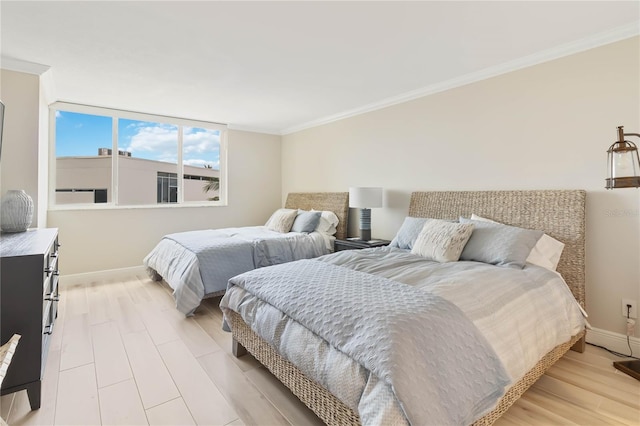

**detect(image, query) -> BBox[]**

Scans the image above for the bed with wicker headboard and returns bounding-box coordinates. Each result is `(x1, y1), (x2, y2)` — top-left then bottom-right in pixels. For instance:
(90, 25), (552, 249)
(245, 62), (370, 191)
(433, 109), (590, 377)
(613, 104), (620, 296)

(145, 191), (349, 315)
(225, 189), (587, 425)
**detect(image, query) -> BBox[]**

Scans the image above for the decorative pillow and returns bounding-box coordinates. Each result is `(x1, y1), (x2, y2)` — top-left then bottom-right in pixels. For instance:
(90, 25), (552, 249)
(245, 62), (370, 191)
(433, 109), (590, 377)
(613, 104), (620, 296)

(470, 214), (564, 271)
(389, 217), (430, 250)
(312, 210), (340, 235)
(410, 219), (475, 263)
(291, 210), (322, 233)
(265, 208), (298, 233)
(459, 218), (543, 269)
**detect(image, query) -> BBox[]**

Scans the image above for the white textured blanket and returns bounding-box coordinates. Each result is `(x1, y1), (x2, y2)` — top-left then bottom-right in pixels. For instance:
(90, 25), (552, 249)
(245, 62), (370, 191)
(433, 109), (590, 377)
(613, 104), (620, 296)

(222, 259), (511, 425)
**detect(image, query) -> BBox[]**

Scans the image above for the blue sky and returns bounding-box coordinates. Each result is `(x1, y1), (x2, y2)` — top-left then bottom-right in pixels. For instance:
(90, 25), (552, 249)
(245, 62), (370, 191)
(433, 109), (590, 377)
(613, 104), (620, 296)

(56, 111), (220, 169)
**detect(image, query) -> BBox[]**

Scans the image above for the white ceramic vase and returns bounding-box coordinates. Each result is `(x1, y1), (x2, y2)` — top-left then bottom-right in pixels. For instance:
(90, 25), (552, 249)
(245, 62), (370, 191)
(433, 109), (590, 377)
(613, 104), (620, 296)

(0, 190), (34, 232)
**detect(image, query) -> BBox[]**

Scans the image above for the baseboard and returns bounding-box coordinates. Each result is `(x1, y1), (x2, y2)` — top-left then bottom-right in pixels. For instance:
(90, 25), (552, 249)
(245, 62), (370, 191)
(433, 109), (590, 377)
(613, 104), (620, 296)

(586, 327), (640, 358)
(60, 265), (147, 287)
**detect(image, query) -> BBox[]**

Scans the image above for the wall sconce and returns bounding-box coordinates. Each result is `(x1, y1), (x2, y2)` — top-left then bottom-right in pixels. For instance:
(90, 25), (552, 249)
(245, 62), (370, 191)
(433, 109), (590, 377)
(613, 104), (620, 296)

(606, 126), (640, 189)
(349, 187), (383, 241)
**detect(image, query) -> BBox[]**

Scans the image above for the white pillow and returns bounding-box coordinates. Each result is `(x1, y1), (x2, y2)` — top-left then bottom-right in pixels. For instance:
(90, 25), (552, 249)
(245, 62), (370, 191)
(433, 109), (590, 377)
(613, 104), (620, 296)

(411, 219), (475, 263)
(311, 210), (339, 235)
(470, 214), (565, 271)
(265, 208), (298, 233)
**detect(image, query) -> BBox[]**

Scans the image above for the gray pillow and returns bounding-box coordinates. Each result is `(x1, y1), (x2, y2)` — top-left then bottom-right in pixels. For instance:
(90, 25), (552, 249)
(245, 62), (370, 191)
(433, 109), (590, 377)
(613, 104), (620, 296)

(291, 210), (322, 233)
(389, 217), (430, 249)
(459, 218), (543, 269)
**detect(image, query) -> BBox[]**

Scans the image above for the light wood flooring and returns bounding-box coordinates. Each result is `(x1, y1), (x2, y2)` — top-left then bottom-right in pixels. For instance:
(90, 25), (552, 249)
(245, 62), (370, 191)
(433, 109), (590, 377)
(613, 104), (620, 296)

(1, 273), (638, 426)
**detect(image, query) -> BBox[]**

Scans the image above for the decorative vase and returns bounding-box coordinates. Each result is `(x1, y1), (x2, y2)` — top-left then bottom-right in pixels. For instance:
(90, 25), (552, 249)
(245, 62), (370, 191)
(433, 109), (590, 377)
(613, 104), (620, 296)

(0, 190), (34, 233)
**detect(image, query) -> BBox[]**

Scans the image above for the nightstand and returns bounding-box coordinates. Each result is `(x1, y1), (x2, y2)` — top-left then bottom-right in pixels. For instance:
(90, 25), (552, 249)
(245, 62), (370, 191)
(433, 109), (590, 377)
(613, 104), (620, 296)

(334, 238), (391, 252)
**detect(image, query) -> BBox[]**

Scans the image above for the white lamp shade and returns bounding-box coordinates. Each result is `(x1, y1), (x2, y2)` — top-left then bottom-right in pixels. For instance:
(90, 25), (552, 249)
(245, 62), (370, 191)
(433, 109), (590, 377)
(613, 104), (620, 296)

(349, 187), (383, 208)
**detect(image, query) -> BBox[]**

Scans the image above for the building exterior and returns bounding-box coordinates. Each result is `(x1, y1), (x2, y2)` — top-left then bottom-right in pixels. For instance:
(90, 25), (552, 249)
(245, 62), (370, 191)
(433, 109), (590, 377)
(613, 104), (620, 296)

(56, 150), (219, 205)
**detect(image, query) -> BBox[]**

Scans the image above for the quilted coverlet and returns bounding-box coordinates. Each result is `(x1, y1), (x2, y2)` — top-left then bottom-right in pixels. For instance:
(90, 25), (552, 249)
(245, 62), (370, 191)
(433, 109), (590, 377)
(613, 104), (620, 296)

(221, 259), (511, 425)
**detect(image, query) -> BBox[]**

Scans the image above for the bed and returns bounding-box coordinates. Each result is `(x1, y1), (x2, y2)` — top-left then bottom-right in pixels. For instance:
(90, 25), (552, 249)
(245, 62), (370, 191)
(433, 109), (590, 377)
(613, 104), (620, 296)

(220, 190), (587, 425)
(144, 192), (348, 315)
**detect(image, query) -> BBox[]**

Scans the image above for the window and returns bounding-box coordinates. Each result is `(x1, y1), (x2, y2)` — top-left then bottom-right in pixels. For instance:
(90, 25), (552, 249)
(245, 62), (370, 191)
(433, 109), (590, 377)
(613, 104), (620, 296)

(51, 103), (226, 208)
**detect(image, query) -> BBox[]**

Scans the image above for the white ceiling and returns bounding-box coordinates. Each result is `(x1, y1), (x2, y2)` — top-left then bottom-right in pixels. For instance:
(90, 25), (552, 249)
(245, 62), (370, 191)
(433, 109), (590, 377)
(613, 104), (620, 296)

(2, 1), (639, 135)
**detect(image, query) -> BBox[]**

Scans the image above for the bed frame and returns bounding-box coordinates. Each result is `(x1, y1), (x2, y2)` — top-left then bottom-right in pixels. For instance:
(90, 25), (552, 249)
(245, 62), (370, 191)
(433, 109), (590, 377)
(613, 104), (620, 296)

(229, 190), (587, 425)
(285, 192), (349, 240)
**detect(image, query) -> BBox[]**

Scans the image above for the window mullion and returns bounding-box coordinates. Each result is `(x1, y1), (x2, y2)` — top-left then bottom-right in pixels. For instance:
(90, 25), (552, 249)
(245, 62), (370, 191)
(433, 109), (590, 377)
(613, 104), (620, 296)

(177, 126), (184, 204)
(112, 117), (118, 205)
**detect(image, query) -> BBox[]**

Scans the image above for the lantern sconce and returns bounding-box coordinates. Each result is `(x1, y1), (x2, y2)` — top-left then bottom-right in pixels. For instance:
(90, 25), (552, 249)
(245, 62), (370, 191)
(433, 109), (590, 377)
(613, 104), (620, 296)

(606, 126), (640, 189)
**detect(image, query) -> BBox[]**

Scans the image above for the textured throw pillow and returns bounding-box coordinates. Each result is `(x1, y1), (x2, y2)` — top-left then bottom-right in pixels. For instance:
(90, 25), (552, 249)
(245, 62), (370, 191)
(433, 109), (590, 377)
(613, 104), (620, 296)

(389, 217), (430, 250)
(265, 209), (298, 233)
(470, 214), (564, 270)
(410, 219), (475, 263)
(459, 218), (543, 269)
(291, 210), (322, 233)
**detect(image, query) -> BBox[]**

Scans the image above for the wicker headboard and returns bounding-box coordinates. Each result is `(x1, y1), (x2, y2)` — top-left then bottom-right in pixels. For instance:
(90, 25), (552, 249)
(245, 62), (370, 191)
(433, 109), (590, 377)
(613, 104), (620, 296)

(285, 192), (349, 240)
(408, 190), (586, 309)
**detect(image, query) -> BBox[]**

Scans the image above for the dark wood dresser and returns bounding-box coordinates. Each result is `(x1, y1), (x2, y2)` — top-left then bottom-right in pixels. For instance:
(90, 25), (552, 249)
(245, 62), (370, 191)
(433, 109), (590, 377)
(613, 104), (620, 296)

(0, 228), (60, 409)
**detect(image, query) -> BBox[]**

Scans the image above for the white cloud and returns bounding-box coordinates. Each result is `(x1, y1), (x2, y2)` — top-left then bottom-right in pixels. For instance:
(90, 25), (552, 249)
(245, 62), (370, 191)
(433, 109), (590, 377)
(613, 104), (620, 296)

(125, 124), (219, 166)
(55, 111), (62, 119)
(127, 125), (178, 160)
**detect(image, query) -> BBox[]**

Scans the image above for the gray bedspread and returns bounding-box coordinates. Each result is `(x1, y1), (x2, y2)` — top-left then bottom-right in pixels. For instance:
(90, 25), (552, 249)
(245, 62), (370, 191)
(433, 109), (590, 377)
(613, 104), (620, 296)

(221, 247), (587, 424)
(222, 259), (511, 425)
(144, 227), (329, 315)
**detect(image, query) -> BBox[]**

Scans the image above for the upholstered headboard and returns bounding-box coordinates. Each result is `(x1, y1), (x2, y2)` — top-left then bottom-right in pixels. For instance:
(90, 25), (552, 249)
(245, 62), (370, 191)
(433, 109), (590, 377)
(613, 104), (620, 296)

(285, 192), (349, 240)
(408, 190), (586, 309)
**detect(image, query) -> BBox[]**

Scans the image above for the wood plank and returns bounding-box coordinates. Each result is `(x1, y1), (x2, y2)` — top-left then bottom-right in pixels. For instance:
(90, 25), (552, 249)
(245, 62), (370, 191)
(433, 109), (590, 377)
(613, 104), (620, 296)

(162, 305), (223, 358)
(198, 350), (291, 425)
(244, 367), (324, 426)
(98, 379), (148, 426)
(54, 363), (100, 426)
(136, 301), (181, 346)
(145, 398), (196, 426)
(91, 321), (133, 388)
(191, 307), (261, 372)
(157, 339), (238, 426)
(63, 282), (89, 318)
(59, 313), (93, 371)
(121, 330), (180, 409)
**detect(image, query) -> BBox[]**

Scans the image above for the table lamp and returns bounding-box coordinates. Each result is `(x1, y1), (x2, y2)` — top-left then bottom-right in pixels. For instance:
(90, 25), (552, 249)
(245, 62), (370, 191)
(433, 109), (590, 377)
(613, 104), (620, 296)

(349, 187), (383, 241)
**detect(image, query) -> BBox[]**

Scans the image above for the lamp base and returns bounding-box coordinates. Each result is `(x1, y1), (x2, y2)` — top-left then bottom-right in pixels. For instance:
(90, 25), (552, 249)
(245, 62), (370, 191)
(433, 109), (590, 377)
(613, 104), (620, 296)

(359, 229), (371, 241)
(359, 208), (371, 241)
(613, 360), (640, 381)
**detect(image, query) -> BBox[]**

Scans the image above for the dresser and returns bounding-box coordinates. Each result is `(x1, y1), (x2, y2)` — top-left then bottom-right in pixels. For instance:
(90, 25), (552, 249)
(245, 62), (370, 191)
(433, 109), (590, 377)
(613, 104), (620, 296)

(0, 228), (60, 410)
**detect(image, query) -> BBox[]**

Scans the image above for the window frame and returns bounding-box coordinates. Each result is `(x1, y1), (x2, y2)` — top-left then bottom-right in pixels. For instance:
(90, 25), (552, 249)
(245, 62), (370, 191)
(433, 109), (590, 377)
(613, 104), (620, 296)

(49, 102), (227, 210)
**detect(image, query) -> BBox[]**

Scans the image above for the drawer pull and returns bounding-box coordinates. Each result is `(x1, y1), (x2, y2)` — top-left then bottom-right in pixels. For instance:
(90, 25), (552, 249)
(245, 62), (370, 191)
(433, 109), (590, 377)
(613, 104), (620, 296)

(43, 325), (53, 335)
(44, 296), (59, 302)
(44, 267), (53, 274)
(50, 252), (58, 258)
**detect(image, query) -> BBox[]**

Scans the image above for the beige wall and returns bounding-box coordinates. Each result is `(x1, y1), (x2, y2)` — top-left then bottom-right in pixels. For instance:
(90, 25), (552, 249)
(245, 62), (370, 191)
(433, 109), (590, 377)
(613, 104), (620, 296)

(0, 69), (41, 227)
(282, 37), (640, 337)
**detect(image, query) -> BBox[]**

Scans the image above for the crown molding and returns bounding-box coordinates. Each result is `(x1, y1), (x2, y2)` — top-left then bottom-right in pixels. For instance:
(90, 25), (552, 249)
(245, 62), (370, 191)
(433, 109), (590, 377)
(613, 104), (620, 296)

(281, 21), (640, 136)
(1, 56), (51, 75)
(227, 123), (281, 136)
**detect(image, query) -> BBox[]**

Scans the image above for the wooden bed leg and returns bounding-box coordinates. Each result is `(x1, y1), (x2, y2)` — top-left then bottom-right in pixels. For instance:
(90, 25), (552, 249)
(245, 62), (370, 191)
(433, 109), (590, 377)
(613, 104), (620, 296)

(571, 335), (586, 353)
(232, 338), (247, 358)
